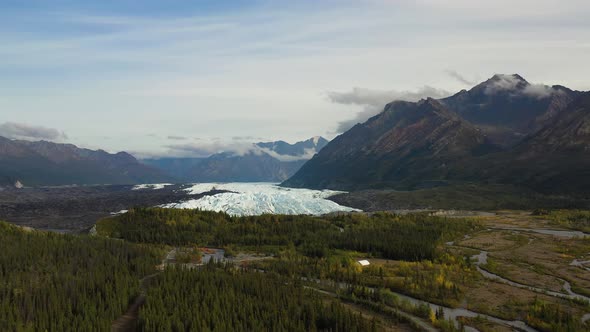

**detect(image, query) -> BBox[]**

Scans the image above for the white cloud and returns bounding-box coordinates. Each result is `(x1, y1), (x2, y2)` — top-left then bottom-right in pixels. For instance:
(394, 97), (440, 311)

(523, 84), (557, 99)
(163, 141), (259, 158)
(484, 74), (524, 94)
(149, 138), (320, 162)
(0, 122), (67, 141)
(257, 147), (318, 162)
(484, 74), (558, 99)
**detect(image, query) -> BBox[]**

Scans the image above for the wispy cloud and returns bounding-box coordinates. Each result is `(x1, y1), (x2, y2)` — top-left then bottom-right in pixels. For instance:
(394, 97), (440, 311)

(0, 122), (67, 141)
(167, 135), (187, 140)
(258, 147), (318, 162)
(147, 137), (320, 162)
(164, 141), (259, 158)
(445, 70), (477, 86)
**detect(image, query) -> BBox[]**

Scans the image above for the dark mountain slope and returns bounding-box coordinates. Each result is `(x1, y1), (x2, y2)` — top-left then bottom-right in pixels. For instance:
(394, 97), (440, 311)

(440, 74), (580, 146)
(517, 92), (590, 153)
(0, 138), (173, 186)
(283, 98), (497, 190)
(437, 91), (590, 194)
(491, 92), (590, 193)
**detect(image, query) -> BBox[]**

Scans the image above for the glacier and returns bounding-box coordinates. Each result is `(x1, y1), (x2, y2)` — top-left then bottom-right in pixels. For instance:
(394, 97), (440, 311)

(132, 183), (173, 190)
(162, 182), (360, 216)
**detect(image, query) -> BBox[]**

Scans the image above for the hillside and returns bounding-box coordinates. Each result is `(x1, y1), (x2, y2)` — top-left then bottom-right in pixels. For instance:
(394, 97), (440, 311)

(283, 99), (496, 190)
(0, 137), (173, 187)
(492, 92), (590, 194)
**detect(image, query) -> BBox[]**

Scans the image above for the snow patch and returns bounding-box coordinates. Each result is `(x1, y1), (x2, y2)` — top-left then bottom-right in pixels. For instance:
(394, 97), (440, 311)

(132, 183), (173, 190)
(163, 182), (360, 216)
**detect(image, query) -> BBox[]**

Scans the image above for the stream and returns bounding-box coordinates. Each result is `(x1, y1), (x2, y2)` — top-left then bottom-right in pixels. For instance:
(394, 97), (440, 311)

(460, 228), (590, 327)
(472, 251), (590, 303)
(390, 290), (537, 332)
(306, 277), (538, 332)
(491, 227), (589, 239)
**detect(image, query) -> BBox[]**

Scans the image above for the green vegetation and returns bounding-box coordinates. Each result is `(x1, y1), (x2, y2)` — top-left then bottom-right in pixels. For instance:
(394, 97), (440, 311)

(139, 263), (376, 332)
(250, 247), (476, 307)
(536, 209), (590, 233)
(175, 246), (202, 264)
(4, 207), (590, 331)
(527, 298), (585, 332)
(0, 221), (163, 331)
(97, 207), (480, 261)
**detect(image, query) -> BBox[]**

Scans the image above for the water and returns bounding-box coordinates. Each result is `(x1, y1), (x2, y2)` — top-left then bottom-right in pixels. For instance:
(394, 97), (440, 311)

(571, 259), (590, 272)
(493, 227), (589, 239)
(310, 277), (537, 331)
(390, 290), (538, 332)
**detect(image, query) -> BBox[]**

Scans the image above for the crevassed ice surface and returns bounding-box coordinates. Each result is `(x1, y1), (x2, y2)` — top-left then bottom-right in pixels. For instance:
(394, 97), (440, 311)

(132, 183), (173, 190)
(162, 182), (360, 216)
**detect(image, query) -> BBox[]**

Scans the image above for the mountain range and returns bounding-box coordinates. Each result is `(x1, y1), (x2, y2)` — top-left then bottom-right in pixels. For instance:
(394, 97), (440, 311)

(283, 74), (590, 195)
(0, 138), (172, 187)
(142, 137), (328, 182)
(0, 136), (328, 187)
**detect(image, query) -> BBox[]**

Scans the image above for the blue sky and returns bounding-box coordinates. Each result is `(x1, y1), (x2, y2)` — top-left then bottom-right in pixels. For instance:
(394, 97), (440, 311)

(1, 0), (590, 157)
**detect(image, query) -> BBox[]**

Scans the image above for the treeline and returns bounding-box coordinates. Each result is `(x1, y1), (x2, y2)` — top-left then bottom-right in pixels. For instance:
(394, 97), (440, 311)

(526, 298), (585, 332)
(0, 221), (163, 331)
(97, 208), (479, 261)
(138, 262), (376, 332)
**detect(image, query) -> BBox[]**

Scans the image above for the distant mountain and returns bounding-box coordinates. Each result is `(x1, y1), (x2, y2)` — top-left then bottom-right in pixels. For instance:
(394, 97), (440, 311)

(283, 99), (496, 190)
(256, 136), (329, 158)
(142, 137), (328, 182)
(0, 137), (173, 187)
(283, 75), (590, 194)
(185, 152), (306, 182)
(140, 157), (206, 181)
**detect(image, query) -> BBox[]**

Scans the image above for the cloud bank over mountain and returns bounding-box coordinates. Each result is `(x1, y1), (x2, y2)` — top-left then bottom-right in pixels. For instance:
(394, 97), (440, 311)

(0, 122), (67, 141)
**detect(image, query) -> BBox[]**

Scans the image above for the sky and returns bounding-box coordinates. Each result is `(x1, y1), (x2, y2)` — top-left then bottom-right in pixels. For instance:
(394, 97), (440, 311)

(1, 0), (589, 158)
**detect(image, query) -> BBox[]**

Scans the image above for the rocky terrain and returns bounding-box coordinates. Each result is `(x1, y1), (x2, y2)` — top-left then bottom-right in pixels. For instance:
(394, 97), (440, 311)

(0, 185), (224, 232)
